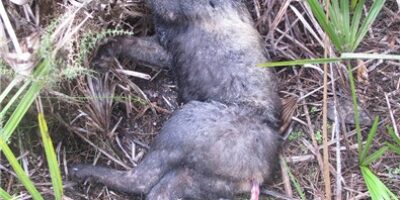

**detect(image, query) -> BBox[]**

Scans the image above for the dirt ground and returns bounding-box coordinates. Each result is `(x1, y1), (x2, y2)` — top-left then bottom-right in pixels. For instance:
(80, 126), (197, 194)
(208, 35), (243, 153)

(0, 0), (399, 199)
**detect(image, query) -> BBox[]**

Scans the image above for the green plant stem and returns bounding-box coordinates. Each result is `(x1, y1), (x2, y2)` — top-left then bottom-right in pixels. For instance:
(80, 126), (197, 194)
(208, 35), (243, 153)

(258, 58), (342, 67)
(341, 53), (400, 60)
(346, 64), (363, 160)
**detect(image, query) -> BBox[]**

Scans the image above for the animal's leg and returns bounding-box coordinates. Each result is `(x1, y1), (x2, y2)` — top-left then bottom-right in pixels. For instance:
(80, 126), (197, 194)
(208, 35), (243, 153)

(147, 168), (235, 200)
(70, 149), (181, 194)
(92, 35), (172, 70)
(146, 168), (201, 200)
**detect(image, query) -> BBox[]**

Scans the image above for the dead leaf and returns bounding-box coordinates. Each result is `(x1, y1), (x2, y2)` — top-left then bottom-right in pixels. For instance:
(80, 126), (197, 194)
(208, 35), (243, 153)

(357, 59), (369, 85)
(1, 32), (40, 77)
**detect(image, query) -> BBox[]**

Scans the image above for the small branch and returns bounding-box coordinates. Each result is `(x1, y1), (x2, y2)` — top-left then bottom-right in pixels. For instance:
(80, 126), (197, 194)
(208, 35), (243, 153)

(385, 93), (399, 138)
(280, 156), (293, 198)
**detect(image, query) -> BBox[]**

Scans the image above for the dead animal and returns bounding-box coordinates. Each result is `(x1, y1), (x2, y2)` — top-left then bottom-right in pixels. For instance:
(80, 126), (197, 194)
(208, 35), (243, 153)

(71, 0), (282, 199)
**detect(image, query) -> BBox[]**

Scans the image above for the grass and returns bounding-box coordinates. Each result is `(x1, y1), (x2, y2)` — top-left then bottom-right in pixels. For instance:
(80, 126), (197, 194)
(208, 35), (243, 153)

(306, 0), (386, 52)
(285, 161), (307, 200)
(361, 166), (398, 200)
(38, 113), (63, 200)
(0, 42), (59, 200)
(0, 137), (44, 200)
(0, 6), (84, 198)
(0, 8), (134, 199)
(262, 0), (399, 199)
(1, 0), (398, 199)
(0, 187), (14, 200)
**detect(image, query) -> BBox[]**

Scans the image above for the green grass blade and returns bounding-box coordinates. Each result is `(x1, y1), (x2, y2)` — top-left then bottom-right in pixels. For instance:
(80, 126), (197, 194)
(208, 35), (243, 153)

(347, 65), (363, 159)
(330, 0), (341, 33)
(0, 81), (30, 120)
(340, 0), (351, 50)
(351, 0), (359, 10)
(38, 113), (63, 200)
(386, 143), (400, 155)
(0, 138), (44, 200)
(360, 166), (398, 200)
(359, 117), (380, 163)
(362, 146), (388, 166)
(0, 187), (13, 200)
(349, 0), (367, 50)
(306, 0), (342, 51)
(0, 79), (19, 104)
(351, 0), (385, 51)
(1, 59), (50, 142)
(341, 53), (400, 60)
(387, 126), (400, 145)
(258, 57), (342, 67)
(284, 161), (306, 200)
(257, 53), (400, 70)
(258, 53), (400, 68)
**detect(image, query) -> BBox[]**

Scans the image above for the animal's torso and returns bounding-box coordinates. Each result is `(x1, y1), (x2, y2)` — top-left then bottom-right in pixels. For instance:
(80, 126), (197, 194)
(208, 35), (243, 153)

(154, 1), (281, 128)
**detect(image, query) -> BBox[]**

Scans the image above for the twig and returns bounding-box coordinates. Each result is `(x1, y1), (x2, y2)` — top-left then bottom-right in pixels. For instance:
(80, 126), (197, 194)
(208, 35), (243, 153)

(330, 63), (342, 200)
(280, 156), (293, 198)
(72, 129), (131, 170)
(294, 68), (325, 173)
(322, 0), (332, 198)
(261, 189), (298, 200)
(56, 115), (131, 170)
(385, 92), (399, 137)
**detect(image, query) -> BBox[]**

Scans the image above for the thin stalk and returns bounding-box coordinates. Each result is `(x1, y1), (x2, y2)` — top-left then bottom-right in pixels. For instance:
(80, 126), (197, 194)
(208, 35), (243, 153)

(322, 0), (332, 199)
(347, 64), (363, 160)
(0, 79), (20, 104)
(0, 81), (30, 119)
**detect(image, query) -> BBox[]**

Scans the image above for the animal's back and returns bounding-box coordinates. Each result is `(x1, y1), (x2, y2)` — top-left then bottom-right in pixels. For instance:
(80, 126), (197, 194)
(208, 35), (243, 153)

(154, 1), (280, 114)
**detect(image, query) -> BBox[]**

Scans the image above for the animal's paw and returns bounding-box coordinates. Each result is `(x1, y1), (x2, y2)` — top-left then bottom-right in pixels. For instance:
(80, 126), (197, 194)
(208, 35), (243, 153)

(90, 37), (121, 72)
(69, 164), (94, 181)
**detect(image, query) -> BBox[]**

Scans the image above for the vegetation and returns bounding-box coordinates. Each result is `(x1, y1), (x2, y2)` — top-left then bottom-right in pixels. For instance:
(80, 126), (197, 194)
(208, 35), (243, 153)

(0, 0), (399, 199)
(263, 0), (400, 199)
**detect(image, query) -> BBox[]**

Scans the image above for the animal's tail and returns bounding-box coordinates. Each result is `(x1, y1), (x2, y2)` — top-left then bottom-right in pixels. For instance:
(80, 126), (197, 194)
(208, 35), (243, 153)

(70, 150), (172, 194)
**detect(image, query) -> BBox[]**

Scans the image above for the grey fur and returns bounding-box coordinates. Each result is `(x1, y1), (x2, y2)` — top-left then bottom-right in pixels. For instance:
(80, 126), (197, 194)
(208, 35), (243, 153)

(71, 0), (282, 199)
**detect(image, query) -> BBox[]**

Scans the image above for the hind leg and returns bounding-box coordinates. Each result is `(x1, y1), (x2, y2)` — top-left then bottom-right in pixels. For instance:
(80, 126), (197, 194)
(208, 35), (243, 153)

(70, 149), (182, 194)
(147, 168), (235, 200)
(92, 36), (172, 70)
(147, 168), (201, 200)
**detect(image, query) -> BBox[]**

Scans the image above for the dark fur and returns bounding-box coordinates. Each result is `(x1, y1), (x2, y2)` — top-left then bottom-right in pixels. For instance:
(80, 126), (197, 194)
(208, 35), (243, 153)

(71, 0), (282, 199)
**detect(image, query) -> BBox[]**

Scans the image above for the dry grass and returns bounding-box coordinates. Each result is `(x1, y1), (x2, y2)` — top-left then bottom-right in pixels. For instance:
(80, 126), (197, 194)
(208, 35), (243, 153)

(0, 0), (399, 199)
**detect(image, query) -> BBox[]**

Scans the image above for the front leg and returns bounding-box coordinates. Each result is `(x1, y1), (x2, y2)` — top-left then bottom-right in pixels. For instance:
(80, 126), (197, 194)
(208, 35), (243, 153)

(92, 35), (172, 70)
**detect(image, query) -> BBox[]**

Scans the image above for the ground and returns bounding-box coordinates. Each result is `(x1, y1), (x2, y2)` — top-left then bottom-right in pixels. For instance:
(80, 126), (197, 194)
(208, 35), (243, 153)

(0, 0), (399, 200)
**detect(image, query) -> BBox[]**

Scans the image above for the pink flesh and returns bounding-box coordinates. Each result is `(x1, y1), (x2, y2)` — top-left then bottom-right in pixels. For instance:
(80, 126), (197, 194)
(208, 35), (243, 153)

(250, 180), (260, 200)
